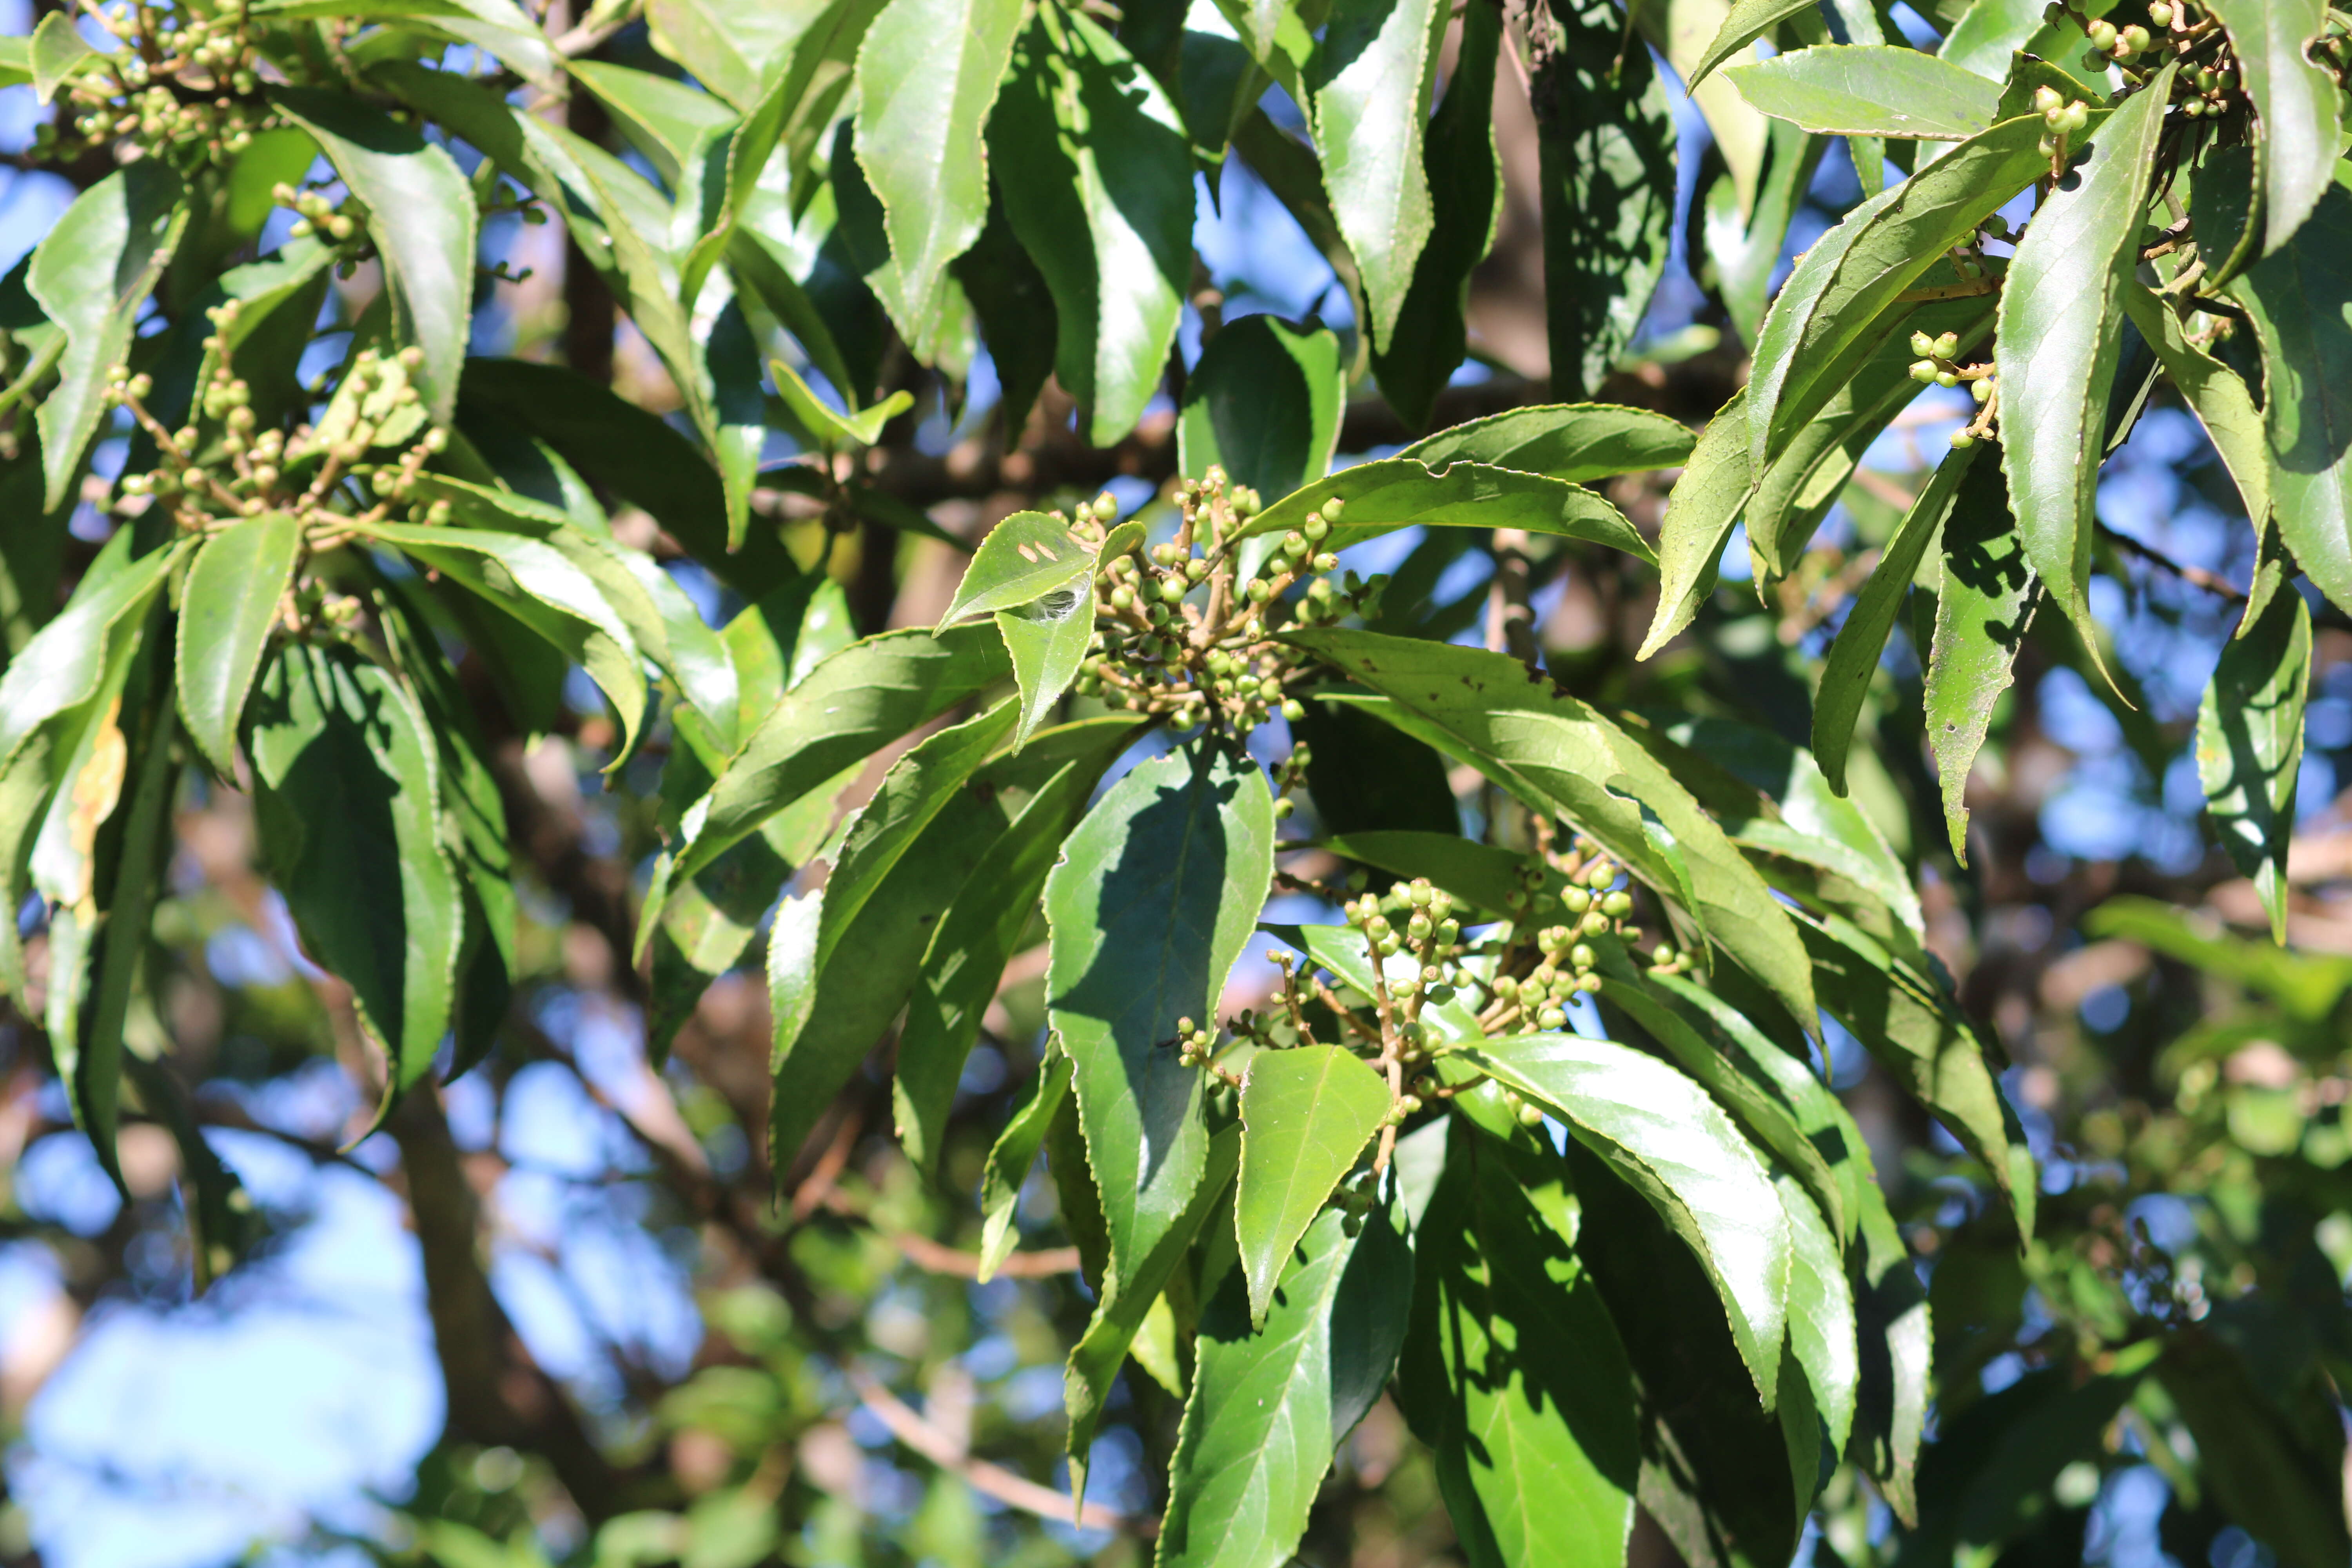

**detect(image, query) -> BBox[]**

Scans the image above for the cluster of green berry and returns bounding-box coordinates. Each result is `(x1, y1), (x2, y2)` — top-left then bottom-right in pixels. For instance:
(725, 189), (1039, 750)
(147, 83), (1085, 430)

(1907, 327), (2000, 449)
(34, 0), (284, 172)
(1073, 468), (1386, 739)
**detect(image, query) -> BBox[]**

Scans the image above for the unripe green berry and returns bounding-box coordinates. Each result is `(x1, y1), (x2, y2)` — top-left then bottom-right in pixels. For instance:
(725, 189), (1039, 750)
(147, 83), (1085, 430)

(2086, 19), (2116, 51)
(1601, 891), (1633, 918)
(1935, 370), (1961, 388)
(1303, 514), (1329, 542)
(1537, 1007), (1566, 1031)
(1911, 329), (1936, 356)
(1950, 430), (1977, 450)
(1911, 360), (1938, 384)
(1159, 576), (1187, 603)
(1273, 798), (1294, 819)
(1932, 331), (1960, 359)
(1972, 377), (1994, 405)
(1561, 886), (1590, 914)
(1575, 972), (1602, 995)
(1281, 698), (1305, 721)
(1570, 943), (1596, 971)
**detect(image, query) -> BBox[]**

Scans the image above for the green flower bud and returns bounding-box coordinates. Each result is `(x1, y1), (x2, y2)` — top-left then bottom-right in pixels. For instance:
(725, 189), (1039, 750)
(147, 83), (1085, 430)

(1583, 862), (1615, 890)
(1580, 909), (1610, 936)
(1537, 1007), (1566, 1031)
(1950, 430), (1977, 450)
(1185, 557), (1207, 583)
(1972, 377), (1995, 405)
(1933, 331), (1960, 359)
(1109, 584), (1133, 610)
(1570, 943), (1596, 971)
(1159, 576), (1187, 603)
(1575, 972), (1602, 995)
(2086, 18), (2116, 51)
(1911, 359), (1939, 384)
(1935, 370), (1961, 388)
(1911, 329), (1936, 356)
(1245, 579), (1271, 603)
(1321, 496), (1345, 520)
(1517, 1102), (1546, 1127)
(1273, 798), (1294, 819)
(1281, 698), (1305, 721)
(2117, 24), (2149, 55)
(1561, 886), (1590, 914)
(1302, 514), (1329, 542)
(1601, 891), (1633, 918)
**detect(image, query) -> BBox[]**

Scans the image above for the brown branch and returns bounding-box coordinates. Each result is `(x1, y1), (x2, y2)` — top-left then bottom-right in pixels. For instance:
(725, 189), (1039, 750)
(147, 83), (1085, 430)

(849, 1370), (1158, 1537)
(2096, 522), (2248, 603)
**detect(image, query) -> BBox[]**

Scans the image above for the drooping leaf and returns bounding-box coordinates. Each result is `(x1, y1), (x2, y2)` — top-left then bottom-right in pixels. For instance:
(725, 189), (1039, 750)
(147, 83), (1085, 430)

(1997, 69), (2171, 685)
(1237, 459), (1653, 563)
(939, 511), (1095, 626)
(1233, 1044), (1390, 1326)
(1640, 387), (1754, 657)
(1395, 1122), (1639, 1568)
(1465, 1033), (1792, 1399)
(254, 0), (555, 83)
(1537, 0), (1677, 399)
(2207, 0), (2344, 257)
(1178, 316), (1346, 499)
(1775, 1173), (1857, 1454)
(853, 0), (1025, 342)
(1045, 739), (1274, 1278)
(271, 89), (475, 425)
(770, 354), (912, 448)
(1160, 1202), (1411, 1568)
(1924, 452), (2040, 864)
(1306, 0), (1448, 356)
(990, 11), (1193, 445)
(248, 642), (463, 1129)
(978, 1051), (1071, 1279)
(1397, 402), (1695, 482)
(27, 163), (188, 510)
(2235, 180), (2352, 620)
(1813, 441), (1982, 793)
(2197, 583), (2311, 942)
(994, 592), (1096, 750)
(1728, 45), (2002, 141)
(175, 512), (301, 780)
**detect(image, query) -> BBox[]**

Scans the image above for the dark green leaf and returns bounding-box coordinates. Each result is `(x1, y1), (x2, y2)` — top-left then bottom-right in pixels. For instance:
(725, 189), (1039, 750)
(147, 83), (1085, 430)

(1294, 696), (1458, 840)
(2157, 1332), (2352, 1568)
(1813, 441), (1982, 793)
(1397, 401), (1695, 482)
(1924, 450), (2039, 863)
(953, 189), (1058, 443)
(1396, 1122), (1639, 1568)
(1162, 1201), (1412, 1568)
(1238, 459), (1653, 563)
(2197, 583), (2310, 942)
(1997, 69), (2170, 685)
(1306, 0), (1447, 353)
(175, 512), (301, 780)
(991, 11), (1193, 445)
(1234, 1044), (1389, 1326)
(249, 642), (463, 1127)
(1177, 316), (1345, 499)
(2208, 0), (2344, 256)
(1537, 0), (1677, 400)
(271, 89), (475, 425)
(1728, 45), (2002, 141)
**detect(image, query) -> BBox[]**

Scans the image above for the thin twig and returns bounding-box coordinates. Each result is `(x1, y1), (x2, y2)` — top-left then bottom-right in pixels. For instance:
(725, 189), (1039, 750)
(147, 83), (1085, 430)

(850, 1370), (1159, 1537)
(2097, 523), (2248, 603)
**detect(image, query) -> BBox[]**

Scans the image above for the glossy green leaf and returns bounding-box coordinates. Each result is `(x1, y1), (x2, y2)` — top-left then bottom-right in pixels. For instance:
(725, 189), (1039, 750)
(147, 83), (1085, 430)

(771, 354), (910, 447)
(249, 642), (462, 1126)
(1396, 1121), (1638, 1568)
(1776, 1172), (1857, 1453)
(668, 624), (1011, 890)
(895, 719), (1136, 1167)
(29, 12), (96, 104)
(2236, 180), (2352, 620)
(1997, 70), (2170, 684)
(1398, 402), (1695, 482)
(994, 594), (1094, 750)
(2197, 584), (2310, 942)
(1729, 45), (2001, 141)
(1367, 0), (1499, 430)
(1467, 1033), (1791, 1397)
(2208, 0), (2344, 256)
(1234, 1045), (1389, 1326)
(1814, 441), (1982, 794)
(1686, 0), (1816, 88)
(647, 0), (823, 108)
(568, 59), (737, 187)
(1238, 459), (1653, 563)
(1288, 629), (1818, 1036)
(1539, 0), (1677, 400)
(940, 511), (1094, 626)
(0, 538), (179, 776)
(978, 1052), (1071, 1280)
(1923, 452), (2038, 864)
(853, 0), (1023, 339)
(355, 521), (646, 768)
(991, 12), (1193, 445)
(1639, 387), (1753, 657)
(254, 0), (554, 84)
(1045, 739), (1274, 1278)
(28, 163), (187, 510)
(1178, 316), (1345, 499)
(1304, 0), (1445, 352)
(1160, 1201), (1411, 1568)
(272, 90), (475, 425)
(171, 515), (298, 788)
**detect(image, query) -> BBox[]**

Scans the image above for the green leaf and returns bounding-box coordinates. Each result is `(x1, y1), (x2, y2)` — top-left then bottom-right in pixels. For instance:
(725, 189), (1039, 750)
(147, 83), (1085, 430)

(1367, 0), (1500, 430)
(770, 354), (911, 447)
(2156, 1332), (2352, 1568)
(1046, 739), (1274, 1279)
(1397, 402), (1695, 482)
(978, 1051), (1071, 1279)
(1288, 629), (1818, 1036)
(895, 719), (1138, 1168)
(28, 163), (188, 510)
(2197, 583), (2311, 942)
(1938, 0), (2091, 81)
(1639, 387), (1753, 656)
(1294, 699), (1459, 840)
(249, 642), (463, 1127)
(1396, 1121), (1638, 1568)
(1305, 0), (1446, 353)
(939, 511), (1095, 626)
(567, 59), (739, 187)
(354, 521), (646, 769)
(647, 0), (822, 109)
(994, 593), (1095, 750)
(2085, 895), (2352, 1022)
(1686, 0), (1817, 88)
(1996, 69), (2171, 686)
(1237, 459), (1654, 564)
(1538, 0), (1677, 400)
(1776, 1173), (1857, 1453)
(1707, 118), (1828, 349)
(2208, 0), (2345, 256)
(2235, 180), (2352, 620)
(991, 11), (1193, 445)
(668, 624), (1011, 891)
(1319, 830), (1564, 920)
(1161, 1201), (1412, 1568)
(1924, 452), (2039, 864)
(271, 89), (476, 425)
(175, 513), (301, 781)
(1233, 1044), (1389, 1326)
(1797, 909), (2034, 1233)
(1813, 441), (1982, 794)
(29, 11), (97, 104)
(252, 0), (555, 84)
(1466, 1033), (1792, 1399)
(1847, 1157), (1930, 1523)
(954, 189), (1059, 443)
(852, 0), (1024, 341)
(1728, 45), (2002, 141)
(1178, 316), (1346, 499)
(0, 538), (180, 776)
